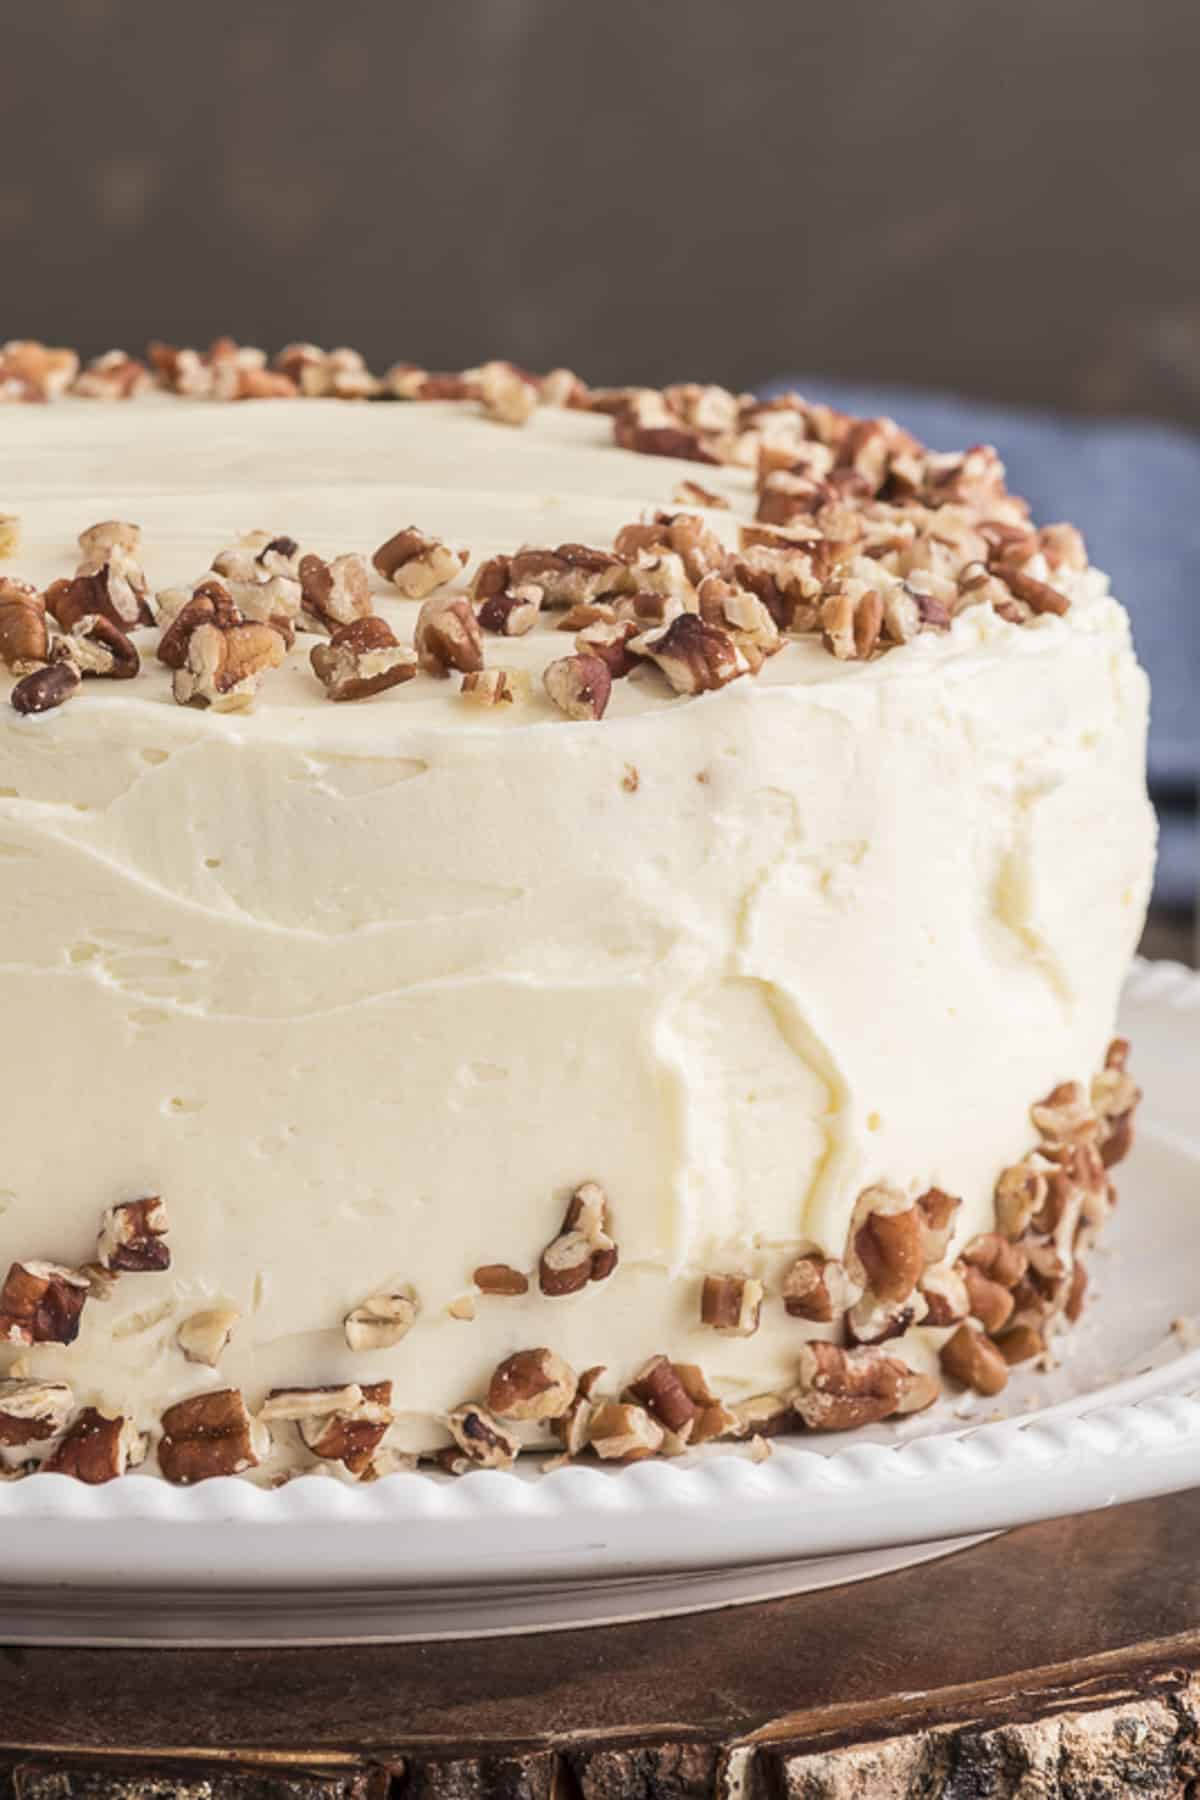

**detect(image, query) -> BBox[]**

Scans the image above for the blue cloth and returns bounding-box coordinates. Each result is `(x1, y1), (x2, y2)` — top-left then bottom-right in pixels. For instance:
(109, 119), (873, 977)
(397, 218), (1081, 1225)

(766, 378), (1199, 906)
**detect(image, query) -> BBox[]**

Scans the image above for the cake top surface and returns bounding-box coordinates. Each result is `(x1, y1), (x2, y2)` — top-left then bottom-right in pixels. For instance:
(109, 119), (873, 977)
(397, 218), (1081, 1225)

(0, 341), (1122, 742)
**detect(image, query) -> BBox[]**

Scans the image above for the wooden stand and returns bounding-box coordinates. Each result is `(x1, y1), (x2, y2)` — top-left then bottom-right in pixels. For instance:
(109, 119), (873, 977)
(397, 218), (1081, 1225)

(4, 1490), (1200, 1796)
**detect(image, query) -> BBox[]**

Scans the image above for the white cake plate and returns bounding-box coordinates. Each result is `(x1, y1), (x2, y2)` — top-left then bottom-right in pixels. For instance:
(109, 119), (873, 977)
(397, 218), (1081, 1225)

(2, 957), (1198, 1645)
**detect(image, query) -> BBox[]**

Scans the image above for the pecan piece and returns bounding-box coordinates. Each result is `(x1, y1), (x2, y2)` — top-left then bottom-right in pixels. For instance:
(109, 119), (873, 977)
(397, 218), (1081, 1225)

(11, 661), (81, 716)
(782, 1254), (859, 1323)
(488, 1348), (578, 1422)
(792, 1342), (906, 1432)
(0, 579), (49, 670)
(997, 1324), (1045, 1365)
(631, 612), (749, 694)
(473, 1263), (529, 1296)
(919, 1261), (970, 1328)
(442, 1402), (520, 1471)
(0, 1261), (89, 1346)
(508, 544), (629, 608)
(98, 1196), (170, 1272)
(169, 595), (287, 711)
(544, 652), (612, 720)
(43, 1409), (145, 1484)
(477, 586), (541, 636)
(158, 1388), (264, 1483)
(311, 615), (418, 701)
(414, 595), (485, 676)
(0, 514), (19, 558)
(586, 1399), (664, 1462)
(995, 1155), (1053, 1238)
(156, 579), (239, 666)
(700, 1273), (764, 1336)
(478, 359), (539, 425)
(78, 519), (142, 562)
(274, 1381), (394, 1478)
(54, 612), (140, 680)
(299, 552), (372, 630)
(627, 1355), (699, 1435)
(847, 1186), (924, 1303)
(994, 562), (1070, 617)
(614, 420), (720, 464)
(672, 480), (729, 509)
(673, 1363), (737, 1444)
(820, 582), (883, 659)
(916, 1188), (961, 1264)
(177, 1307), (239, 1368)
(576, 617), (640, 678)
(460, 667), (530, 706)
(343, 1287), (417, 1350)
(73, 351), (151, 400)
(373, 527), (468, 599)
(539, 1181), (617, 1296)
(0, 1378), (73, 1447)
(45, 553), (152, 631)
(1031, 1079), (1096, 1143)
(939, 1323), (1009, 1396)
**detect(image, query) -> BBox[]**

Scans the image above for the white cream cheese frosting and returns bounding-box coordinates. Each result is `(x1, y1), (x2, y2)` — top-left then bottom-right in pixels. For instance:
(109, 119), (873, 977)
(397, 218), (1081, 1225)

(0, 395), (1155, 1468)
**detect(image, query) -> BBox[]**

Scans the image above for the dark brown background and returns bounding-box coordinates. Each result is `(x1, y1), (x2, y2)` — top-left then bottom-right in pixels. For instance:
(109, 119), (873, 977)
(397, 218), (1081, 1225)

(4, 0), (1200, 422)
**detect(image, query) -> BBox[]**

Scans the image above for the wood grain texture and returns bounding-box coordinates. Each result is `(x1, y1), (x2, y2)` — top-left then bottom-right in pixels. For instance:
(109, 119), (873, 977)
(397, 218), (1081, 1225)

(2, 0), (1200, 421)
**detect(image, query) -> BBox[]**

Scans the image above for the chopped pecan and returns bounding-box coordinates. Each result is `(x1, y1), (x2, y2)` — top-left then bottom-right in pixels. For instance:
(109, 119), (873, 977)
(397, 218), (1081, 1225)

(0, 339), (79, 401)
(916, 1188), (961, 1264)
(570, 617), (637, 680)
(614, 419), (720, 464)
(550, 1365), (606, 1458)
(44, 555), (152, 632)
(729, 1391), (794, 1439)
(540, 367), (590, 407)
(0, 513), (20, 558)
(627, 1355), (699, 1435)
(311, 615), (418, 701)
(0, 579), (49, 671)
(700, 1273), (764, 1336)
(782, 1254), (859, 1323)
(343, 1288), (417, 1350)
(820, 582), (883, 659)
(615, 512), (728, 585)
(374, 528), (468, 599)
(509, 543), (629, 609)
(284, 1381), (394, 1478)
(53, 612), (140, 680)
(478, 359), (539, 425)
(539, 1181), (617, 1296)
(488, 1348), (578, 1422)
(995, 1155), (1053, 1238)
(586, 1399), (664, 1462)
(156, 579), (239, 665)
(163, 581), (287, 710)
(847, 1186), (924, 1303)
(158, 1388), (265, 1483)
(461, 667), (530, 706)
(993, 562), (1070, 617)
(672, 480), (730, 509)
(0, 1378), (73, 1447)
(1038, 522), (1088, 571)
(1066, 1259), (1089, 1322)
(299, 552), (373, 630)
(414, 595), (485, 676)
(1092, 1038), (1140, 1167)
(544, 652), (613, 720)
(673, 1363), (737, 1443)
(939, 1323), (1009, 1396)
(962, 1264), (1015, 1335)
(1031, 1080), (1096, 1144)
(177, 1307), (239, 1368)
(73, 350), (152, 400)
(846, 1288), (926, 1347)
(442, 1402), (520, 1470)
(385, 362), (477, 401)
(997, 1323), (1045, 1365)
(98, 1196), (170, 1272)
(0, 1261), (89, 1346)
(78, 519), (142, 562)
(477, 586), (542, 636)
(43, 1409), (145, 1483)
(919, 1261), (970, 1328)
(792, 1341), (907, 1431)
(10, 661), (81, 716)
(631, 612), (749, 695)
(473, 1263), (529, 1295)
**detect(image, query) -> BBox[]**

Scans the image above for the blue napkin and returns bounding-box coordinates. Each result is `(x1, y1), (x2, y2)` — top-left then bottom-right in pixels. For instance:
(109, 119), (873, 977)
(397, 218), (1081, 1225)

(765, 378), (1198, 907)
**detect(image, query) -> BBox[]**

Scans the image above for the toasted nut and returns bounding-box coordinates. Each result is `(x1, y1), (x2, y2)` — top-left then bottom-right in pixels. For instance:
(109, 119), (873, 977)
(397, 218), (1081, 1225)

(442, 1402), (520, 1470)
(0, 579), (48, 670)
(848, 1186), (924, 1303)
(156, 580), (240, 667)
(631, 612), (749, 695)
(846, 1288), (926, 1347)
(792, 1341), (907, 1431)
(469, 555), (513, 606)
(414, 595), (485, 676)
(54, 612), (140, 680)
(385, 363), (477, 401)
(299, 552), (373, 630)
(1031, 1080), (1096, 1143)
(997, 1324), (1044, 1365)
(540, 367), (589, 407)
(0, 514), (20, 558)
(671, 1363), (737, 1443)
(343, 1288), (418, 1351)
(173, 614), (287, 711)
(587, 1399), (664, 1462)
(614, 419), (720, 464)
(447, 1294), (477, 1321)
(544, 652), (613, 720)
(311, 615), (418, 702)
(1066, 1259), (1088, 1323)
(73, 351), (151, 400)
(488, 1348), (578, 1422)
(893, 1367), (941, 1415)
(176, 1307), (239, 1368)
(158, 1388), (265, 1483)
(939, 1323), (1009, 1396)
(627, 1355), (699, 1435)
(700, 1273), (764, 1336)
(995, 1156), (1052, 1238)
(460, 668), (530, 706)
(45, 554), (152, 631)
(782, 1254), (859, 1322)
(98, 1196), (170, 1272)
(0, 1261), (90, 1346)
(268, 1381), (394, 1478)
(11, 661), (81, 715)
(373, 527), (468, 599)
(821, 583), (883, 659)
(672, 480), (729, 509)
(729, 1391), (794, 1439)
(43, 1409), (145, 1484)
(477, 587), (542, 636)
(0, 339), (79, 400)
(919, 1261), (970, 1328)
(260, 1385), (366, 1423)
(962, 1233), (1029, 1290)
(539, 1182), (617, 1296)
(575, 617), (641, 678)
(916, 1188), (961, 1264)
(473, 1263), (529, 1296)
(962, 1264), (1015, 1334)
(0, 1378), (74, 1447)
(615, 511), (729, 585)
(479, 359), (539, 425)
(508, 543), (629, 608)
(78, 519), (142, 562)
(994, 562), (1070, 617)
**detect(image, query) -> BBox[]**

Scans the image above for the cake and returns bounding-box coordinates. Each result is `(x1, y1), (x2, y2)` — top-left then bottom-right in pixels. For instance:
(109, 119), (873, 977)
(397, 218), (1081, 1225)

(0, 339), (1155, 1485)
